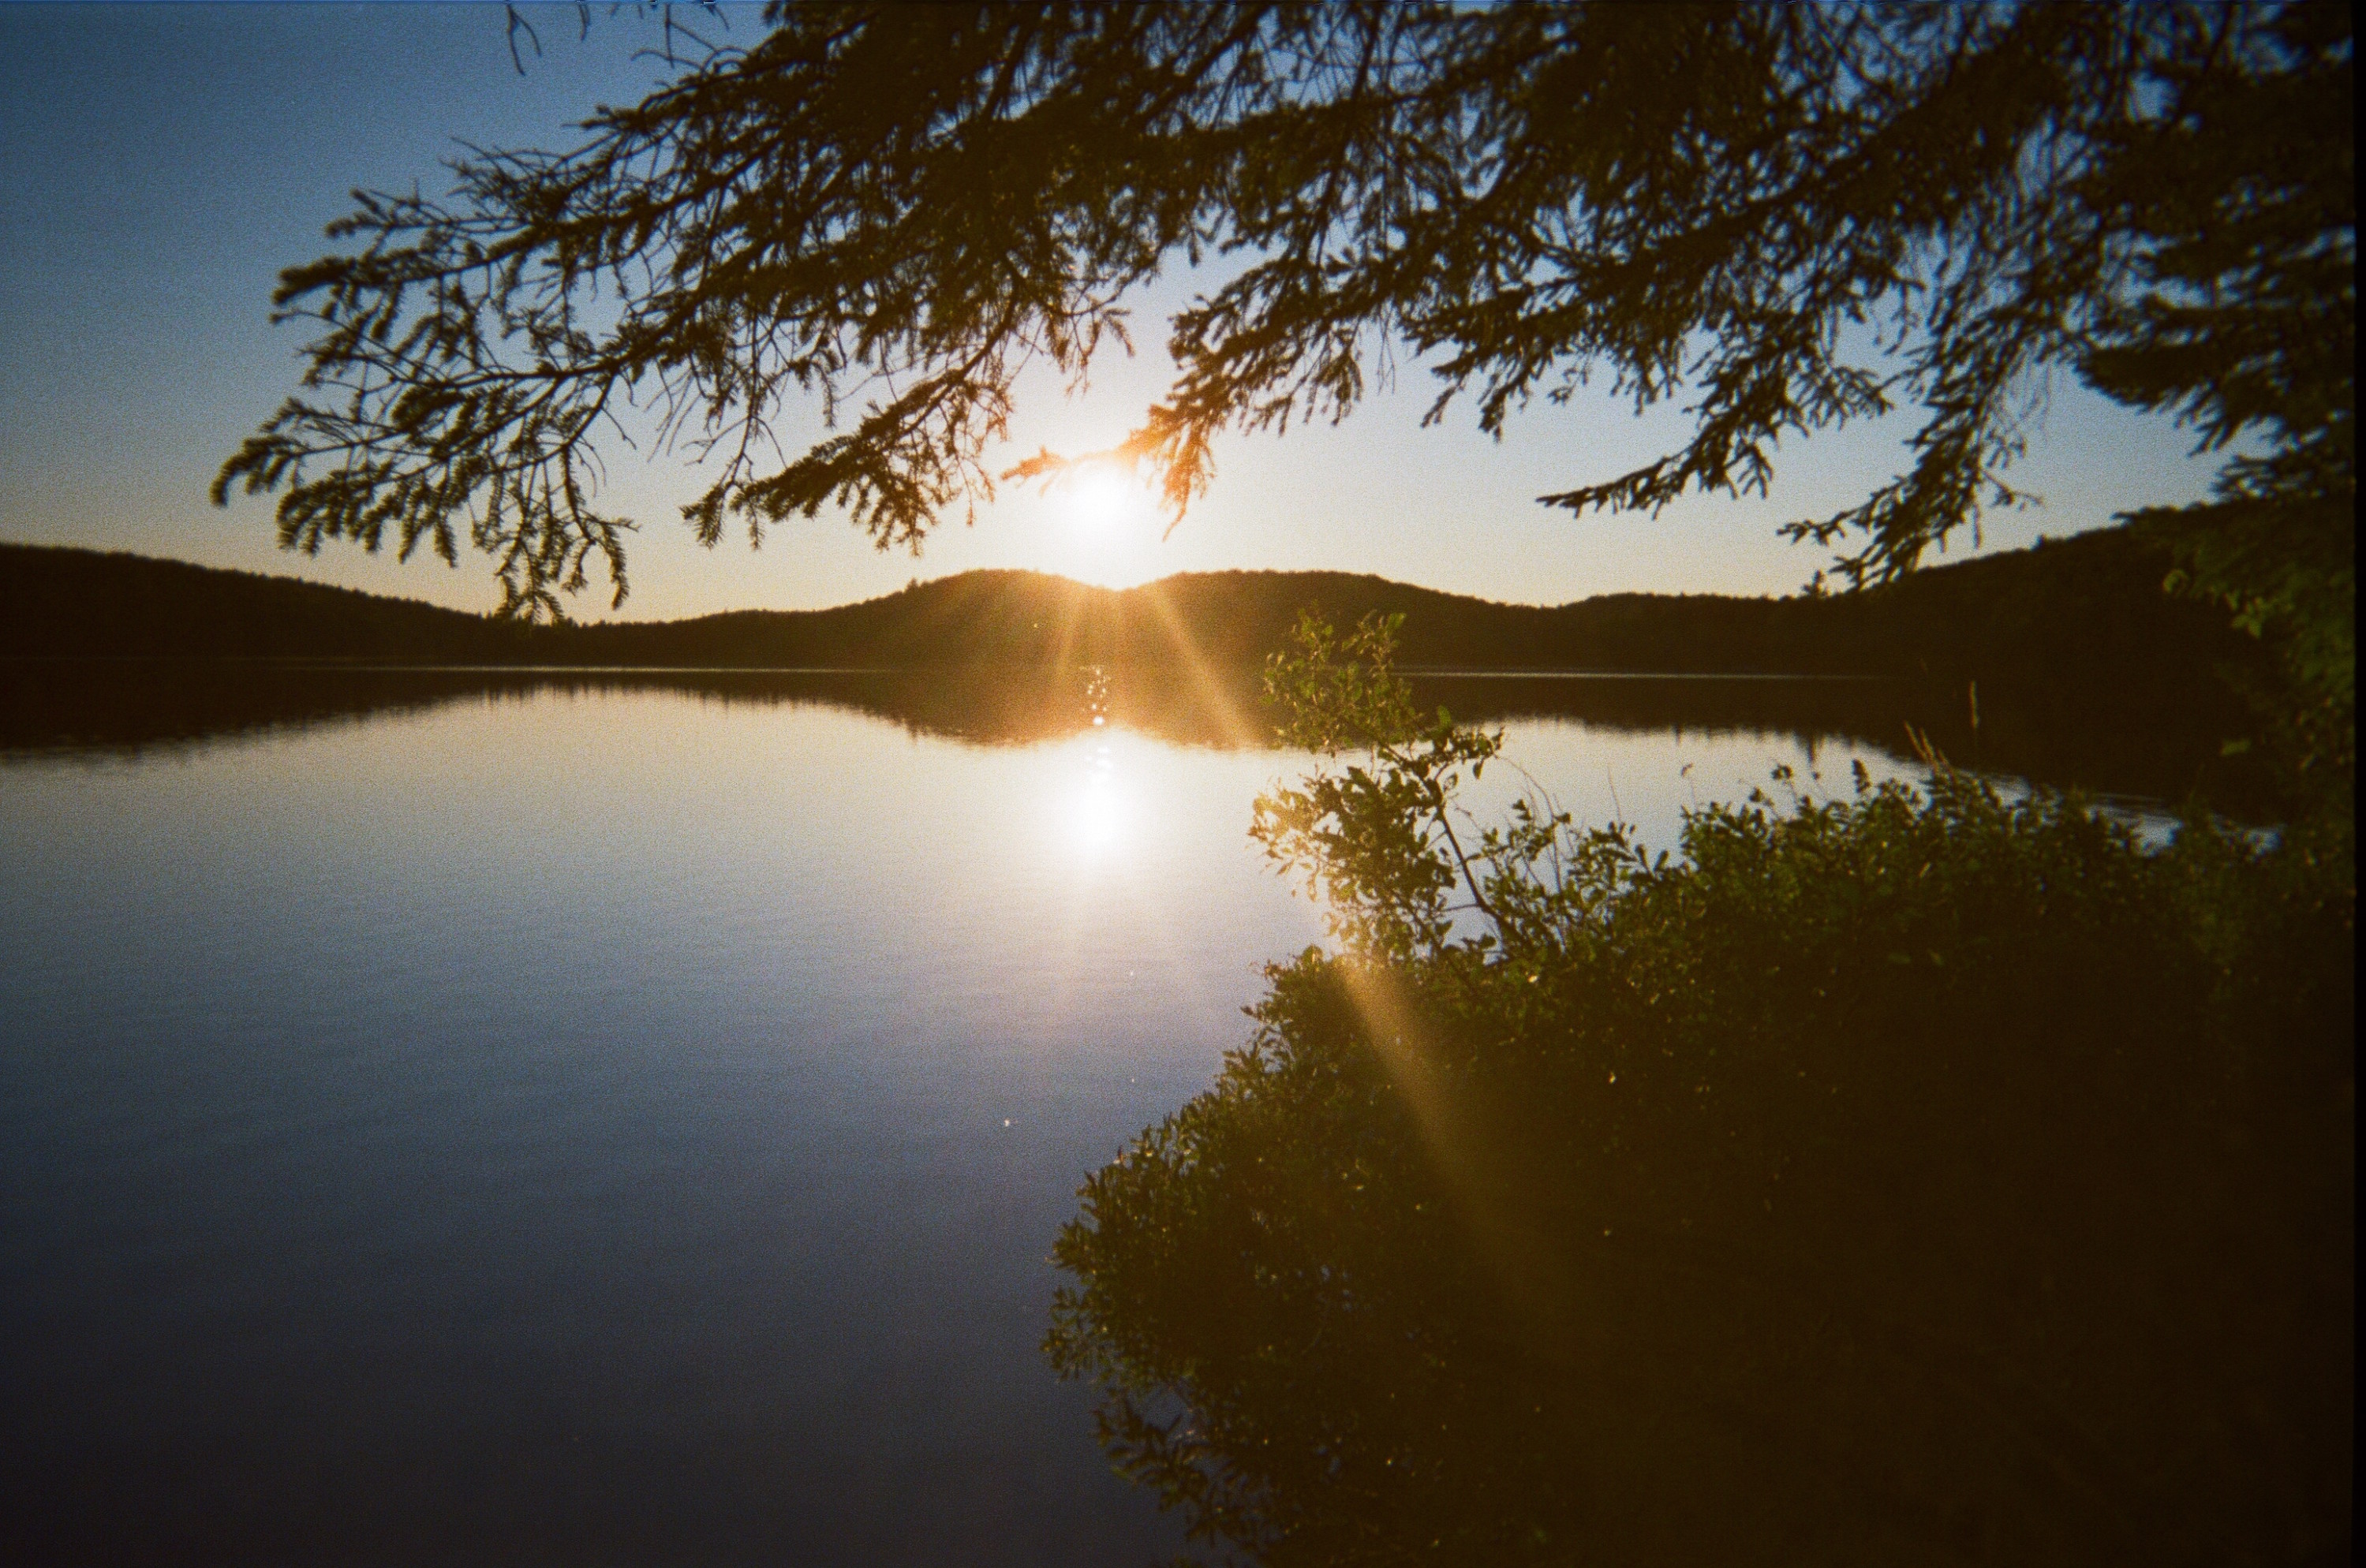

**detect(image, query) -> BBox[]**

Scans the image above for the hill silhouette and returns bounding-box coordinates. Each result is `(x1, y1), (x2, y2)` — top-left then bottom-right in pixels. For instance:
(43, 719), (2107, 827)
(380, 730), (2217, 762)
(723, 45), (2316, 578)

(2, 530), (2279, 810)
(0, 526), (2259, 695)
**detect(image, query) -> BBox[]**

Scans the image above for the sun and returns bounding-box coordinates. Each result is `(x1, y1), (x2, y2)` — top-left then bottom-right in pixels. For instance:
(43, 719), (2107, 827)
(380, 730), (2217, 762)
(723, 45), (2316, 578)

(1043, 455), (1164, 587)
(1067, 465), (1130, 527)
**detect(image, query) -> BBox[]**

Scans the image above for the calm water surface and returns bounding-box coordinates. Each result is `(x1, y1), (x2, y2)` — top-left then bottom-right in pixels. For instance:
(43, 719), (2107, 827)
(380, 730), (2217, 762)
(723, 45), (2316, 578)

(0, 670), (2129, 1563)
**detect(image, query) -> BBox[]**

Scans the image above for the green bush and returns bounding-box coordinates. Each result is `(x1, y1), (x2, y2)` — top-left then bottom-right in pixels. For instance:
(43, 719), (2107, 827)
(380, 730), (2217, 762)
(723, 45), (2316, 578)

(1048, 616), (2352, 1566)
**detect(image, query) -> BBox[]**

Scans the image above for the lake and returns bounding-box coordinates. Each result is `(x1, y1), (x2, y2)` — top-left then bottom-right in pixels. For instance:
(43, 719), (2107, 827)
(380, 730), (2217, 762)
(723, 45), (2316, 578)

(0, 665), (2181, 1564)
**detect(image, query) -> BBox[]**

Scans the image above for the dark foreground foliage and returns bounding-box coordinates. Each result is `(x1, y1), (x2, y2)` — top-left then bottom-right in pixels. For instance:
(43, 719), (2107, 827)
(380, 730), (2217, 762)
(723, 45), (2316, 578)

(1048, 618), (2353, 1566)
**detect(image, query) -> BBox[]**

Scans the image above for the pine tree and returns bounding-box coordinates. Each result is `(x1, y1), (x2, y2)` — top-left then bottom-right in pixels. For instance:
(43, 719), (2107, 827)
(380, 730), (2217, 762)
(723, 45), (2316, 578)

(217, 1), (2351, 693)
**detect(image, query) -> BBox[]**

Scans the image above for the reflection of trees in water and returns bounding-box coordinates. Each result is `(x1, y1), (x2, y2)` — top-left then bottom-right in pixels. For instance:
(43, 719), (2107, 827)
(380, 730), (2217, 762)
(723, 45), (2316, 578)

(1048, 877), (2352, 1566)
(0, 660), (2274, 816)
(1053, 616), (2350, 1564)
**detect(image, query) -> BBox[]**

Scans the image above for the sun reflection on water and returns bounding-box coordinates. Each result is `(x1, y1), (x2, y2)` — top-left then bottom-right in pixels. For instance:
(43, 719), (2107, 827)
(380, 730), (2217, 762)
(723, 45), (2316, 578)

(1068, 741), (1131, 857)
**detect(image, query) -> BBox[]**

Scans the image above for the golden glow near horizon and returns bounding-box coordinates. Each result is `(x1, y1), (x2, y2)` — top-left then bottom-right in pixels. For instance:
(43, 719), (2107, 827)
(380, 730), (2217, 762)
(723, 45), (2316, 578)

(1044, 461), (1171, 589)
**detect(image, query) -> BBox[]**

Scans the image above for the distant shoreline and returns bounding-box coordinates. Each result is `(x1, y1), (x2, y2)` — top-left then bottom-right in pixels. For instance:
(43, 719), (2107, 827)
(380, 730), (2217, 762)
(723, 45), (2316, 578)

(0, 653), (1893, 682)
(0, 534), (2268, 746)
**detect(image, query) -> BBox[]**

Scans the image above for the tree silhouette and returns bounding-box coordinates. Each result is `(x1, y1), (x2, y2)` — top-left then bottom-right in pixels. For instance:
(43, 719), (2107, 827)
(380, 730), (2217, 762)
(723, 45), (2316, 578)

(216, 0), (2349, 650)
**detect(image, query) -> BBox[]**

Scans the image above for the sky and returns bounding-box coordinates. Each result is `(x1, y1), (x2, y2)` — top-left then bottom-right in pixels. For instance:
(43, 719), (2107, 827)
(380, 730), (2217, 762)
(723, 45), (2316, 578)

(1, 2), (2232, 622)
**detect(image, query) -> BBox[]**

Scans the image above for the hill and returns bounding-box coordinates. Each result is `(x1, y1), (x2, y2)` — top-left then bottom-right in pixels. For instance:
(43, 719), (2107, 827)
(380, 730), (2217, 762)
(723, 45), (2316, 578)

(2, 532), (2285, 809)
(566, 529), (2257, 700)
(0, 528), (2262, 700)
(0, 544), (540, 663)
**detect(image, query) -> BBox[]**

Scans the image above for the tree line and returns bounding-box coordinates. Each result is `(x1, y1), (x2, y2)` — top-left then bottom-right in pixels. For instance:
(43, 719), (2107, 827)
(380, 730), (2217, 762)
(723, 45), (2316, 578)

(0, 525), (2263, 693)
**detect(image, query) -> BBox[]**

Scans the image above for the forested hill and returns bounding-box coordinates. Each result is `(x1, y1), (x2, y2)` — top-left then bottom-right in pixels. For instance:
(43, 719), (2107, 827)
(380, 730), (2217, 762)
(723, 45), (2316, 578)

(1, 545), (533, 663)
(0, 528), (2258, 698)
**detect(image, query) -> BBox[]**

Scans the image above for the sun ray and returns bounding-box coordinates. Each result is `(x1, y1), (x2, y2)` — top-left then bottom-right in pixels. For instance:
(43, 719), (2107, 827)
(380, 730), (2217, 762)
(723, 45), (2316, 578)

(1131, 578), (1270, 750)
(1334, 958), (1588, 1364)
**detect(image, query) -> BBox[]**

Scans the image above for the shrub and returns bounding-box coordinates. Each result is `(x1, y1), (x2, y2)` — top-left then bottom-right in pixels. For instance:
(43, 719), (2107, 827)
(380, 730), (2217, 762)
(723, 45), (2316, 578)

(1048, 615), (2352, 1566)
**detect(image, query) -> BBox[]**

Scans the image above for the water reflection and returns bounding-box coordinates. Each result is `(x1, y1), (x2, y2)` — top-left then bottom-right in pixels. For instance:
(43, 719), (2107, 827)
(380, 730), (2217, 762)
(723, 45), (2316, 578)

(0, 667), (2282, 1562)
(1069, 742), (1130, 858)
(3, 690), (1320, 1566)
(0, 657), (2275, 815)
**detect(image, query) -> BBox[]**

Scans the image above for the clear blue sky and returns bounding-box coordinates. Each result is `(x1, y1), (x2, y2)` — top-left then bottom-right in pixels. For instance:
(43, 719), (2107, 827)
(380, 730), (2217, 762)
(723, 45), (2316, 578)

(2, 2), (2228, 621)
